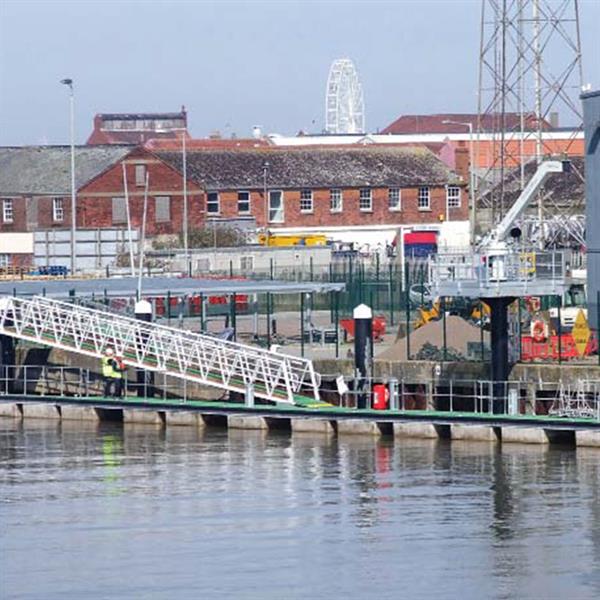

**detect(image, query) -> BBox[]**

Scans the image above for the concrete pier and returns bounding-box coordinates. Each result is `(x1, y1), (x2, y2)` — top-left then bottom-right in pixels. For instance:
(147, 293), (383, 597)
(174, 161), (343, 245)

(0, 402), (21, 418)
(60, 405), (99, 421)
(393, 422), (439, 439)
(501, 426), (549, 444)
(123, 409), (164, 426)
(451, 424), (498, 442)
(165, 411), (205, 427)
(337, 419), (381, 436)
(228, 415), (269, 430)
(291, 418), (335, 434)
(575, 430), (600, 448)
(21, 403), (60, 419)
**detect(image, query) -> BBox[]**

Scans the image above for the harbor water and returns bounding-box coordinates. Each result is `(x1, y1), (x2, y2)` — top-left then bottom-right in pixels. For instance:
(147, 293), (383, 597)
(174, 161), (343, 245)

(2, 421), (600, 599)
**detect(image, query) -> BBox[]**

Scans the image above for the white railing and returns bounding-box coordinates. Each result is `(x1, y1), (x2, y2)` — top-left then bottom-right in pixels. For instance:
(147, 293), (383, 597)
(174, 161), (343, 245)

(0, 296), (320, 404)
(428, 249), (567, 289)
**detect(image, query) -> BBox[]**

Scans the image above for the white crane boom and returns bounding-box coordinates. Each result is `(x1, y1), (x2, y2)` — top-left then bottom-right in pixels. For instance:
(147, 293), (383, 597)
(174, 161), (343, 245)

(480, 160), (569, 249)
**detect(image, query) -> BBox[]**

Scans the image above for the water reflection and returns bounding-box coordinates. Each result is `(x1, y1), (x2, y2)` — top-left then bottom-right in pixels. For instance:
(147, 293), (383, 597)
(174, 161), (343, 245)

(2, 422), (600, 599)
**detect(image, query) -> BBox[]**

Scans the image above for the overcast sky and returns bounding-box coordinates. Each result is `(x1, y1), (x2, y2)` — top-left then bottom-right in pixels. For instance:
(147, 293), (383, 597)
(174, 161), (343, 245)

(0, 0), (598, 145)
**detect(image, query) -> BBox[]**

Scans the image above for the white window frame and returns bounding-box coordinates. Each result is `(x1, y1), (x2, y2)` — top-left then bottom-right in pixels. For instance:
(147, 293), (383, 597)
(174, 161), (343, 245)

(330, 189), (343, 213)
(52, 197), (64, 222)
(237, 190), (251, 214)
(446, 186), (461, 209)
(388, 188), (401, 212)
(155, 196), (171, 223)
(240, 256), (254, 271)
(268, 190), (285, 223)
(359, 188), (372, 212)
(207, 191), (220, 215)
(0, 254), (9, 267)
(418, 187), (431, 211)
(300, 189), (313, 214)
(2, 199), (14, 223)
(111, 197), (126, 224)
(135, 164), (147, 186)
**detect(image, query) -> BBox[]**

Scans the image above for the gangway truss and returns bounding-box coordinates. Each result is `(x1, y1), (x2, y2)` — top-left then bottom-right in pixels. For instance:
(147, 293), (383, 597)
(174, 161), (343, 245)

(0, 296), (321, 405)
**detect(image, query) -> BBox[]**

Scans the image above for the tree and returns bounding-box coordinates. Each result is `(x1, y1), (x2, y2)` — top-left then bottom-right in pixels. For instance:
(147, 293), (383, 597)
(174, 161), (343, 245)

(183, 226), (248, 248)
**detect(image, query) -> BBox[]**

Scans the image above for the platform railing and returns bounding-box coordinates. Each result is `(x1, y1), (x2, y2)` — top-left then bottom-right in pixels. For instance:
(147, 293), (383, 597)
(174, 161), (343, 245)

(428, 249), (567, 289)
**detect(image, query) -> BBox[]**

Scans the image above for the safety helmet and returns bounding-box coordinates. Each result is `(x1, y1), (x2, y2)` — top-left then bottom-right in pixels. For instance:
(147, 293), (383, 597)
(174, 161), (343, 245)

(105, 347), (114, 356)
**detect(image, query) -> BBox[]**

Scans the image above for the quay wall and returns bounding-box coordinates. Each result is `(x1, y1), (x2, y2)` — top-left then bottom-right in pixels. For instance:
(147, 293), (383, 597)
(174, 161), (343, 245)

(2, 398), (600, 450)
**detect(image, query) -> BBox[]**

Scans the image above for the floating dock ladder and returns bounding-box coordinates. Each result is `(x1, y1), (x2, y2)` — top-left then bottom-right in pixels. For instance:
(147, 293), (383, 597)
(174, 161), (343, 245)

(0, 296), (320, 405)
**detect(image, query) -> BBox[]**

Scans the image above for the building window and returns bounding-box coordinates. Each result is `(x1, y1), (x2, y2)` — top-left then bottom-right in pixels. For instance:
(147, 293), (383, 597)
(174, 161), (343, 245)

(269, 190), (284, 223)
(207, 192), (220, 215)
(0, 254), (9, 267)
(330, 189), (343, 213)
(300, 189), (313, 213)
(418, 187), (431, 211)
(2, 199), (14, 223)
(359, 188), (372, 212)
(237, 191), (250, 214)
(155, 196), (171, 222)
(240, 256), (254, 271)
(388, 188), (401, 211)
(447, 186), (461, 209)
(112, 197), (126, 223)
(53, 197), (64, 222)
(135, 164), (146, 186)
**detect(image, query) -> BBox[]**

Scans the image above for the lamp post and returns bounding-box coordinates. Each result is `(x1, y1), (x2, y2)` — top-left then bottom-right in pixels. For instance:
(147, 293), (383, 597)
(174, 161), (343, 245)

(443, 119), (476, 244)
(263, 160), (270, 245)
(182, 130), (189, 275)
(60, 78), (76, 274)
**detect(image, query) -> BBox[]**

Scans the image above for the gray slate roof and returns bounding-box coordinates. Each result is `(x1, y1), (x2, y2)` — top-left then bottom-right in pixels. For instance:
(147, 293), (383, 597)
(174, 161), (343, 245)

(0, 145), (133, 195)
(157, 147), (459, 190)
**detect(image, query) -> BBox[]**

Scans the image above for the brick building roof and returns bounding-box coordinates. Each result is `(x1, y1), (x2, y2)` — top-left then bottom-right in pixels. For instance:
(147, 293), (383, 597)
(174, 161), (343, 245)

(145, 138), (270, 151)
(381, 112), (550, 135)
(87, 110), (187, 145)
(157, 147), (459, 190)
(0, 145), (133, 195)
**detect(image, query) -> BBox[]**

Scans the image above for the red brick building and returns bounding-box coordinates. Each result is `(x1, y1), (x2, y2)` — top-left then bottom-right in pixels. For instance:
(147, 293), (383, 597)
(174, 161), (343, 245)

(0, 145), (202, 238)
(157, 146), (469, 249)
(0, 143), (469, 264)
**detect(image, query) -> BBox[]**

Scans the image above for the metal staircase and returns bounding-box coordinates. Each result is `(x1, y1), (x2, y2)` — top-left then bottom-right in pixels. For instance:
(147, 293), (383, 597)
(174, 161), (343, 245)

(0, 296), (321, 405)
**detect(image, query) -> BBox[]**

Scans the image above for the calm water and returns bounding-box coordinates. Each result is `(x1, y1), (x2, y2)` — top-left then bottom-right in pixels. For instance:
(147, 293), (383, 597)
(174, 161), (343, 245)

(1, 421), (600, 600)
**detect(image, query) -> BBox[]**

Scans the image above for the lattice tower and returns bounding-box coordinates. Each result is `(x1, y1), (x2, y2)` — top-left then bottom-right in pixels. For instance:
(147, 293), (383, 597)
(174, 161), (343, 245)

(477, 0), (584, 246)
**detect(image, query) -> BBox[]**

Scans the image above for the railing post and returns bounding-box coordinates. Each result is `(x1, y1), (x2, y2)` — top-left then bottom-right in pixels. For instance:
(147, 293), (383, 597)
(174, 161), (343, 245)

(388, 378), (398, 411)
(245, 382), (254, 407)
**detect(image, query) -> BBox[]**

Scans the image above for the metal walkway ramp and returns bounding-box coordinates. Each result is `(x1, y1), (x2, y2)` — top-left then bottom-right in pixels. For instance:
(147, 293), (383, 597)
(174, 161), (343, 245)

(0, 296), (321, 405)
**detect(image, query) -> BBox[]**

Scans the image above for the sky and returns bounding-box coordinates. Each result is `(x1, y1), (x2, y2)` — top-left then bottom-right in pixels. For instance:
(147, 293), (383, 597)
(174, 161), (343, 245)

(0, 0), (599, 145)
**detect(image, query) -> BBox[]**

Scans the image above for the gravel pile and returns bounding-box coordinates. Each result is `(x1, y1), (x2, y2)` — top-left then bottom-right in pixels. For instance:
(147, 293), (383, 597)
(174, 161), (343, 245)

(377, 315), (489, 361)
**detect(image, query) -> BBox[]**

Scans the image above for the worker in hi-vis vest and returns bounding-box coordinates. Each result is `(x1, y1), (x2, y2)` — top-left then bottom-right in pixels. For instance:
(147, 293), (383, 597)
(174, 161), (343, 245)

(101, 347), (120, 397)
(113, 355), (127, 398)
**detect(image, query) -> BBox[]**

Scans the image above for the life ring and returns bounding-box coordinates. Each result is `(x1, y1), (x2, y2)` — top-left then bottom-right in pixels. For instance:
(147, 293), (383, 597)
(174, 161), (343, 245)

(531, 320), (547, 342)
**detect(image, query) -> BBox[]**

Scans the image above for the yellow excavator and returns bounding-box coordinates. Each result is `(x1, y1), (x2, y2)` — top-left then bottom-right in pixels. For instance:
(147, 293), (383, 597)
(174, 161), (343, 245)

(414, 299), (490, 330)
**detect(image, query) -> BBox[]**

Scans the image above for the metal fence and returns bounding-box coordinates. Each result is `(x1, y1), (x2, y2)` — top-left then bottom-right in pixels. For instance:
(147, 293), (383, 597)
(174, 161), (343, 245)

(2, 366), (600, 421)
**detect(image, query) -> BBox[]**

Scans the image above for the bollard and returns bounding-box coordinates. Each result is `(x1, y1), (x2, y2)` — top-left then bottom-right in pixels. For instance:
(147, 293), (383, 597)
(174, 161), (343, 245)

(135, 299), (154, 398)
(353, 304), (373, 409)
(388, 378), (399, 411)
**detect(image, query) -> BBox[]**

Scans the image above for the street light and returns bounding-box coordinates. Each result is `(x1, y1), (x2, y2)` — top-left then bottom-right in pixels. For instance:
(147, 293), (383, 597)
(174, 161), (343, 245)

(442, 119), (476, 244)
(181, 130), (189, 275)
(263, 160), (270, 245)
(60, 78), (76, 274)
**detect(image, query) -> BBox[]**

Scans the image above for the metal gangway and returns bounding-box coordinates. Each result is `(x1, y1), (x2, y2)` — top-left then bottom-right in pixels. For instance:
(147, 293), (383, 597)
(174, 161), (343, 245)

(0, 295), (321, 405)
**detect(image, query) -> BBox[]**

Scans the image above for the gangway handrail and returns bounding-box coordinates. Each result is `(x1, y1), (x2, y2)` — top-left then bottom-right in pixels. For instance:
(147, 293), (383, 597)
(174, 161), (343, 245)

(0, 295), (320, 404)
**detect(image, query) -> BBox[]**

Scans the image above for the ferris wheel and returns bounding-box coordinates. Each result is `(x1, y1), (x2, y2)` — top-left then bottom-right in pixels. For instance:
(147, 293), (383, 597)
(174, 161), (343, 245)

(325, 58), (365, 134)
